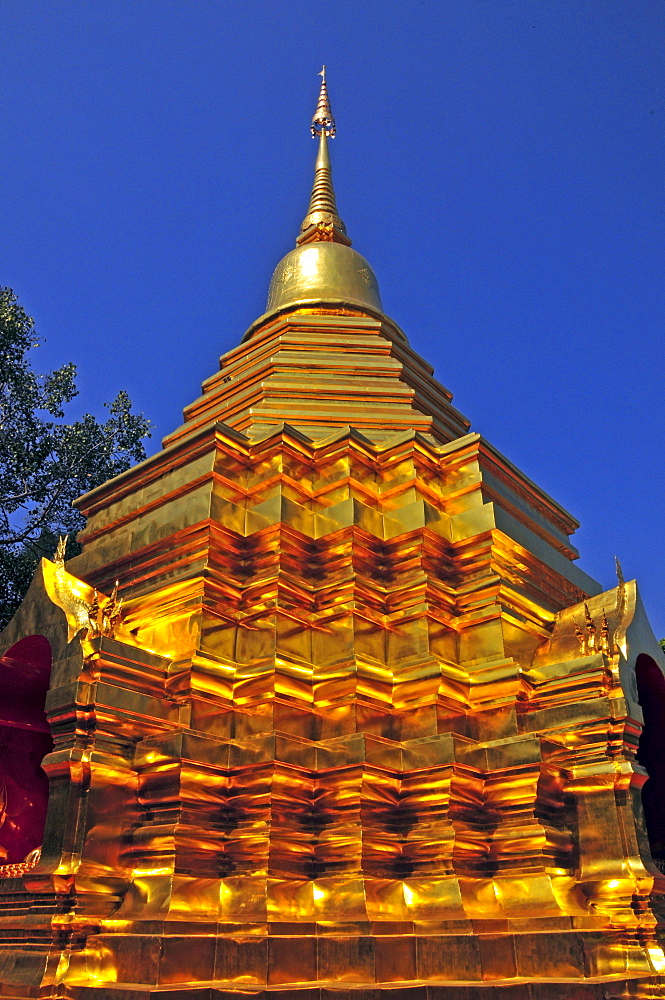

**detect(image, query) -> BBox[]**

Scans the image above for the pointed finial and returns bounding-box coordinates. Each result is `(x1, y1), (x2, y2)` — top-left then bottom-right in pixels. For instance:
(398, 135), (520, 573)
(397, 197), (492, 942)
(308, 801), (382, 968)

(298, 68), (350, 246)
(584, 602), (597, 652)
(574, 619), (586, 652)
(599, 607), (612, 655)
(53, 535), (68, 566)
(311, 66), (335, 137)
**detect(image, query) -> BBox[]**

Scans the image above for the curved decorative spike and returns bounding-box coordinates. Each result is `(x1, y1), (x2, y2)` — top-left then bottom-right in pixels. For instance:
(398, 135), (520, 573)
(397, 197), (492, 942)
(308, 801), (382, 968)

(615, 555), (625, 587)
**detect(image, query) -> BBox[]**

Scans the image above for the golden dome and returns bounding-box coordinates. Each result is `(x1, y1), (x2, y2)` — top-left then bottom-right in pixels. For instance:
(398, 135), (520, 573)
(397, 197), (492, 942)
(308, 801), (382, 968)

(266, 241), (382, 313)
(252, 70), (383, 326)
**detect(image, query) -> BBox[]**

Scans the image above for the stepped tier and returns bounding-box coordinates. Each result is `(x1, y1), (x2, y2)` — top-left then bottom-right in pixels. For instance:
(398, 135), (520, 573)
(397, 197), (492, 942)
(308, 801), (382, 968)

(1, 72), (664, 1000)
(0, 395), (662, 997)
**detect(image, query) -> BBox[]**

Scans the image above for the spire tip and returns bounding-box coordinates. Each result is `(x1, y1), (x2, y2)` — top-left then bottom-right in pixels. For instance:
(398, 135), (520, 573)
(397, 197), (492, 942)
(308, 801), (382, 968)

(298, 68), (349, 245)
(311, 66), (335, 138)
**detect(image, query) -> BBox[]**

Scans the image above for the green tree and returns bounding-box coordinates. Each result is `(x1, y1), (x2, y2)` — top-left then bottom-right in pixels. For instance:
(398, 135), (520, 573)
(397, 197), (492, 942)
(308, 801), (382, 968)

(0, 287), (150, 629)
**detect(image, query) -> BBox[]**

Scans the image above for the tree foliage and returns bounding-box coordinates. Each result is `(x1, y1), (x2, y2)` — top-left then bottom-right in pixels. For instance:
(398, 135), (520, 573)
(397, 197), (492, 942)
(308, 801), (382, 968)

(0, 288), (150, 629)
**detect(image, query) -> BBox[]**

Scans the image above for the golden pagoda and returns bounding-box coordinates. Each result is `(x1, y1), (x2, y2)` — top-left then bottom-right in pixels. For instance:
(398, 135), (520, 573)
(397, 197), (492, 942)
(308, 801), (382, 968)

(1, 71), (665, 1000)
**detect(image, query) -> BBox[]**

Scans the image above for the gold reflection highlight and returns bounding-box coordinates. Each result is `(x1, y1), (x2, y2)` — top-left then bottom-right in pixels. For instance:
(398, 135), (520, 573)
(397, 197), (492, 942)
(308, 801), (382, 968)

(0, 71), (663, 1000)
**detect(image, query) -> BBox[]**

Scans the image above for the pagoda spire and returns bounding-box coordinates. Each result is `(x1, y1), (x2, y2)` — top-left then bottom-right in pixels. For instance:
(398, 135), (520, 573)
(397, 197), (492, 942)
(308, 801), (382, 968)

(297, 67), (351, 247)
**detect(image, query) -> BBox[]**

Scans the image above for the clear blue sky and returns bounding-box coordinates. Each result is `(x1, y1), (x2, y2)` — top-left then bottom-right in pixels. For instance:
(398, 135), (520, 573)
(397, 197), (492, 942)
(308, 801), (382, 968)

(3, 2), (664, 635)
